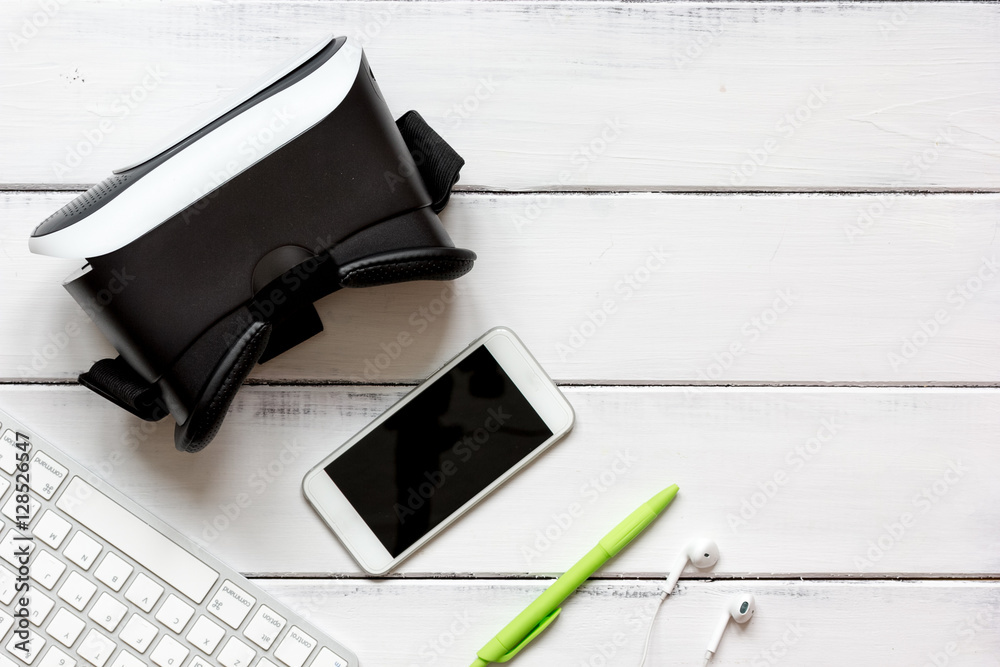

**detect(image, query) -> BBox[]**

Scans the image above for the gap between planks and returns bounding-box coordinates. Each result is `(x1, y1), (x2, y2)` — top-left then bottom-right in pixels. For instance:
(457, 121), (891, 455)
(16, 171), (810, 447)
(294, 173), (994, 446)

(4, 187), (1000, 195)
(238, 574), (1000, 582)
(2, 380), (999, 389)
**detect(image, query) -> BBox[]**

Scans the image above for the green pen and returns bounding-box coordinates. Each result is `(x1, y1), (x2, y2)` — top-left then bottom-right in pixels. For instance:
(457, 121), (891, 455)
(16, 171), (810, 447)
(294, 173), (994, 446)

(470, 484), (679, 666)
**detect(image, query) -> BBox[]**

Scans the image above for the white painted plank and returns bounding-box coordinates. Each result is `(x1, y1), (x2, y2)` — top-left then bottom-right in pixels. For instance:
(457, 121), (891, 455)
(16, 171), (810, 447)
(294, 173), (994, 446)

(4, 192), (999, 383)
(2, 385), (997, 577)
(260, 579), (1000, 666)
(3, 2), (999, 189)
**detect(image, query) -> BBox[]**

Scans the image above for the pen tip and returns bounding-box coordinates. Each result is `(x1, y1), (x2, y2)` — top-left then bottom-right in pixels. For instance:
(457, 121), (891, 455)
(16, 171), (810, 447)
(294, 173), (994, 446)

(649, 484), (679, 512)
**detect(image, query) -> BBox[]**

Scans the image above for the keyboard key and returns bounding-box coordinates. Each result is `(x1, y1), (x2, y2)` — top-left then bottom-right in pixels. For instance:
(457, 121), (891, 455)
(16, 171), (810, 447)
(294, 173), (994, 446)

(0, 609), (12, 638)
(274, 627), (316, 667)
(0, 478), (10, 498)
(27, 592), (55, 626)
(155, 594), (194, 634)
(76, 629), (115, 667)
(0, 565), (17, 603)
(30, 551), (66, 590)
(46, 609), (85, 647)
(243, 606), (286, 650)
(56, 478), (218, 604)
(27, 452), (68, 500)
(208, 581), (256, 629)
(7, 628), (44, 664)
(57, 572), (97, 611)
(33, 512), (71, 549)
(93, 553), (132, 592)
(124, 573), (163, 613)
(310, 648), (348, 667)
(150, 635), (188, 667)
(217, 637), (255, 667)
(1, 528), (34, 567)
(186, 615), (225, 655)
(119, 615), (157, 654)
(63, 532), (102, 571)
(258, 659), (280, 667)
(187, 659), (211, 667)
(0, 430), (29, 475)
(0, 652), (17, 667)
(2, 494), (39, 527)
(108, 651), (143, 667)
(88, 593), (128, 632)
(37, 646), (75, 667)
(156, 594), (194, 634)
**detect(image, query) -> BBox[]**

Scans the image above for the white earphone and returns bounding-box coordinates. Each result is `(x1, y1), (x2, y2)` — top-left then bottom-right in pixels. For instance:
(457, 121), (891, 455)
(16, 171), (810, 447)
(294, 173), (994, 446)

(703, 594), (756, 664)
(664, 538), (720, 594)
(638, 539), (721, 666)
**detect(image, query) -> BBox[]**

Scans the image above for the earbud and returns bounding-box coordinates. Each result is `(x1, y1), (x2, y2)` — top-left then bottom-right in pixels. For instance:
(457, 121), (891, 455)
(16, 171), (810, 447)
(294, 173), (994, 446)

(703, 594), (756, 664)
(663, 538), (720, 594)
(639, 539), (721, 667)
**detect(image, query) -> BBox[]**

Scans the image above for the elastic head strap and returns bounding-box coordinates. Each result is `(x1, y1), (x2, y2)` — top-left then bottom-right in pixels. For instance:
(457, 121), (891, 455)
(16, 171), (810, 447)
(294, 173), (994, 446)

(395, 110), (465, 212)
(78, 357), (166, 422)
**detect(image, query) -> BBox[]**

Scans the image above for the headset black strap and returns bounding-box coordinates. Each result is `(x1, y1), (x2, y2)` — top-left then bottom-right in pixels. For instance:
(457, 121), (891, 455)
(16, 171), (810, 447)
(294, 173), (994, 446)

(396, 110), (465, 212)
(78, 357), (166, 421)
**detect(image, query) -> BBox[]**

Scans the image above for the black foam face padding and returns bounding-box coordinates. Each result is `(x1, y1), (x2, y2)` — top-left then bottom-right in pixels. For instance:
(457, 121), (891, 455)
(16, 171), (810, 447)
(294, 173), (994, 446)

(339, 247), (476, 288)
(173, 321), (271, 453)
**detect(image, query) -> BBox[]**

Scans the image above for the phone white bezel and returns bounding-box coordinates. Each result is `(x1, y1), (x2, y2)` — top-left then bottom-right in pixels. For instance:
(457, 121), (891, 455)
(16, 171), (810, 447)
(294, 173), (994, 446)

(302, 327), (575, 575)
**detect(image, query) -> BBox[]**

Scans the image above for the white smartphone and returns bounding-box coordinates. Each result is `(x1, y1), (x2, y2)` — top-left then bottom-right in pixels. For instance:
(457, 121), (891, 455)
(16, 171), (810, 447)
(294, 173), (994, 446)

(303, 327), (575, 574)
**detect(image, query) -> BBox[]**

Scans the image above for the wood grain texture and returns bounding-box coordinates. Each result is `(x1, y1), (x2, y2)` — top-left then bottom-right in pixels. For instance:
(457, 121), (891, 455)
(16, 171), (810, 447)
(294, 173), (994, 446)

(256, 579), (1000, 666)
(2, 384), (996, 577)
(4, 192), (998, 384)
(2, 2), (999, 190)
(2, 1), (998, 662)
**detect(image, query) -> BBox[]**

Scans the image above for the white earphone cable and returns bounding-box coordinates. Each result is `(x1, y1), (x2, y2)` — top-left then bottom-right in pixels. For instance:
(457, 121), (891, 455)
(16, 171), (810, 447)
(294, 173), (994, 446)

(637, 589), (669, 667)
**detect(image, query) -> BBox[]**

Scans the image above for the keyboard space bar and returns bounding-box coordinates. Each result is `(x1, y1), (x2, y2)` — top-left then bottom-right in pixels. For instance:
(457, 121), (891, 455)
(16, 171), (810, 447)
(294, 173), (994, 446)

(56, 476), (219, 604)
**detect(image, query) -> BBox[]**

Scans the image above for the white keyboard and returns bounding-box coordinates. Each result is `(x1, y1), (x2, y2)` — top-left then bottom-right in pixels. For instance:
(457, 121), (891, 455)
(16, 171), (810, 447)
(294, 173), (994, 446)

(0, 408), (358, 667)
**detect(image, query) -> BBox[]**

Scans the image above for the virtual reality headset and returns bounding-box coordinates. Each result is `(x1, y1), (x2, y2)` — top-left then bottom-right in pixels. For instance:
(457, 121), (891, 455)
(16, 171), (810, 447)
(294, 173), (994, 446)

(30, 36), (476, 452)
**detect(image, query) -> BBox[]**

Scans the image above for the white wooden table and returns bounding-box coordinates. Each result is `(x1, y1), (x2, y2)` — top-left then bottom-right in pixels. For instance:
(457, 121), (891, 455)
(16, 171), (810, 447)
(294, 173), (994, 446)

(3, 2), (999, 664)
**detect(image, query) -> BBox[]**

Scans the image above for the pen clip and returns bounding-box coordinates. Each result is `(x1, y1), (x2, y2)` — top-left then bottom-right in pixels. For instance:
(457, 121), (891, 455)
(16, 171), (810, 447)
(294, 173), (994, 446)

(497, 608), (562, 663)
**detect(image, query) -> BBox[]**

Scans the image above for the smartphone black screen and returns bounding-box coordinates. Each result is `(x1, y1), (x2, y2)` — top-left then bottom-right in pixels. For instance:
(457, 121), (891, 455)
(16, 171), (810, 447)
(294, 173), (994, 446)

(324, 345), (553, 557)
